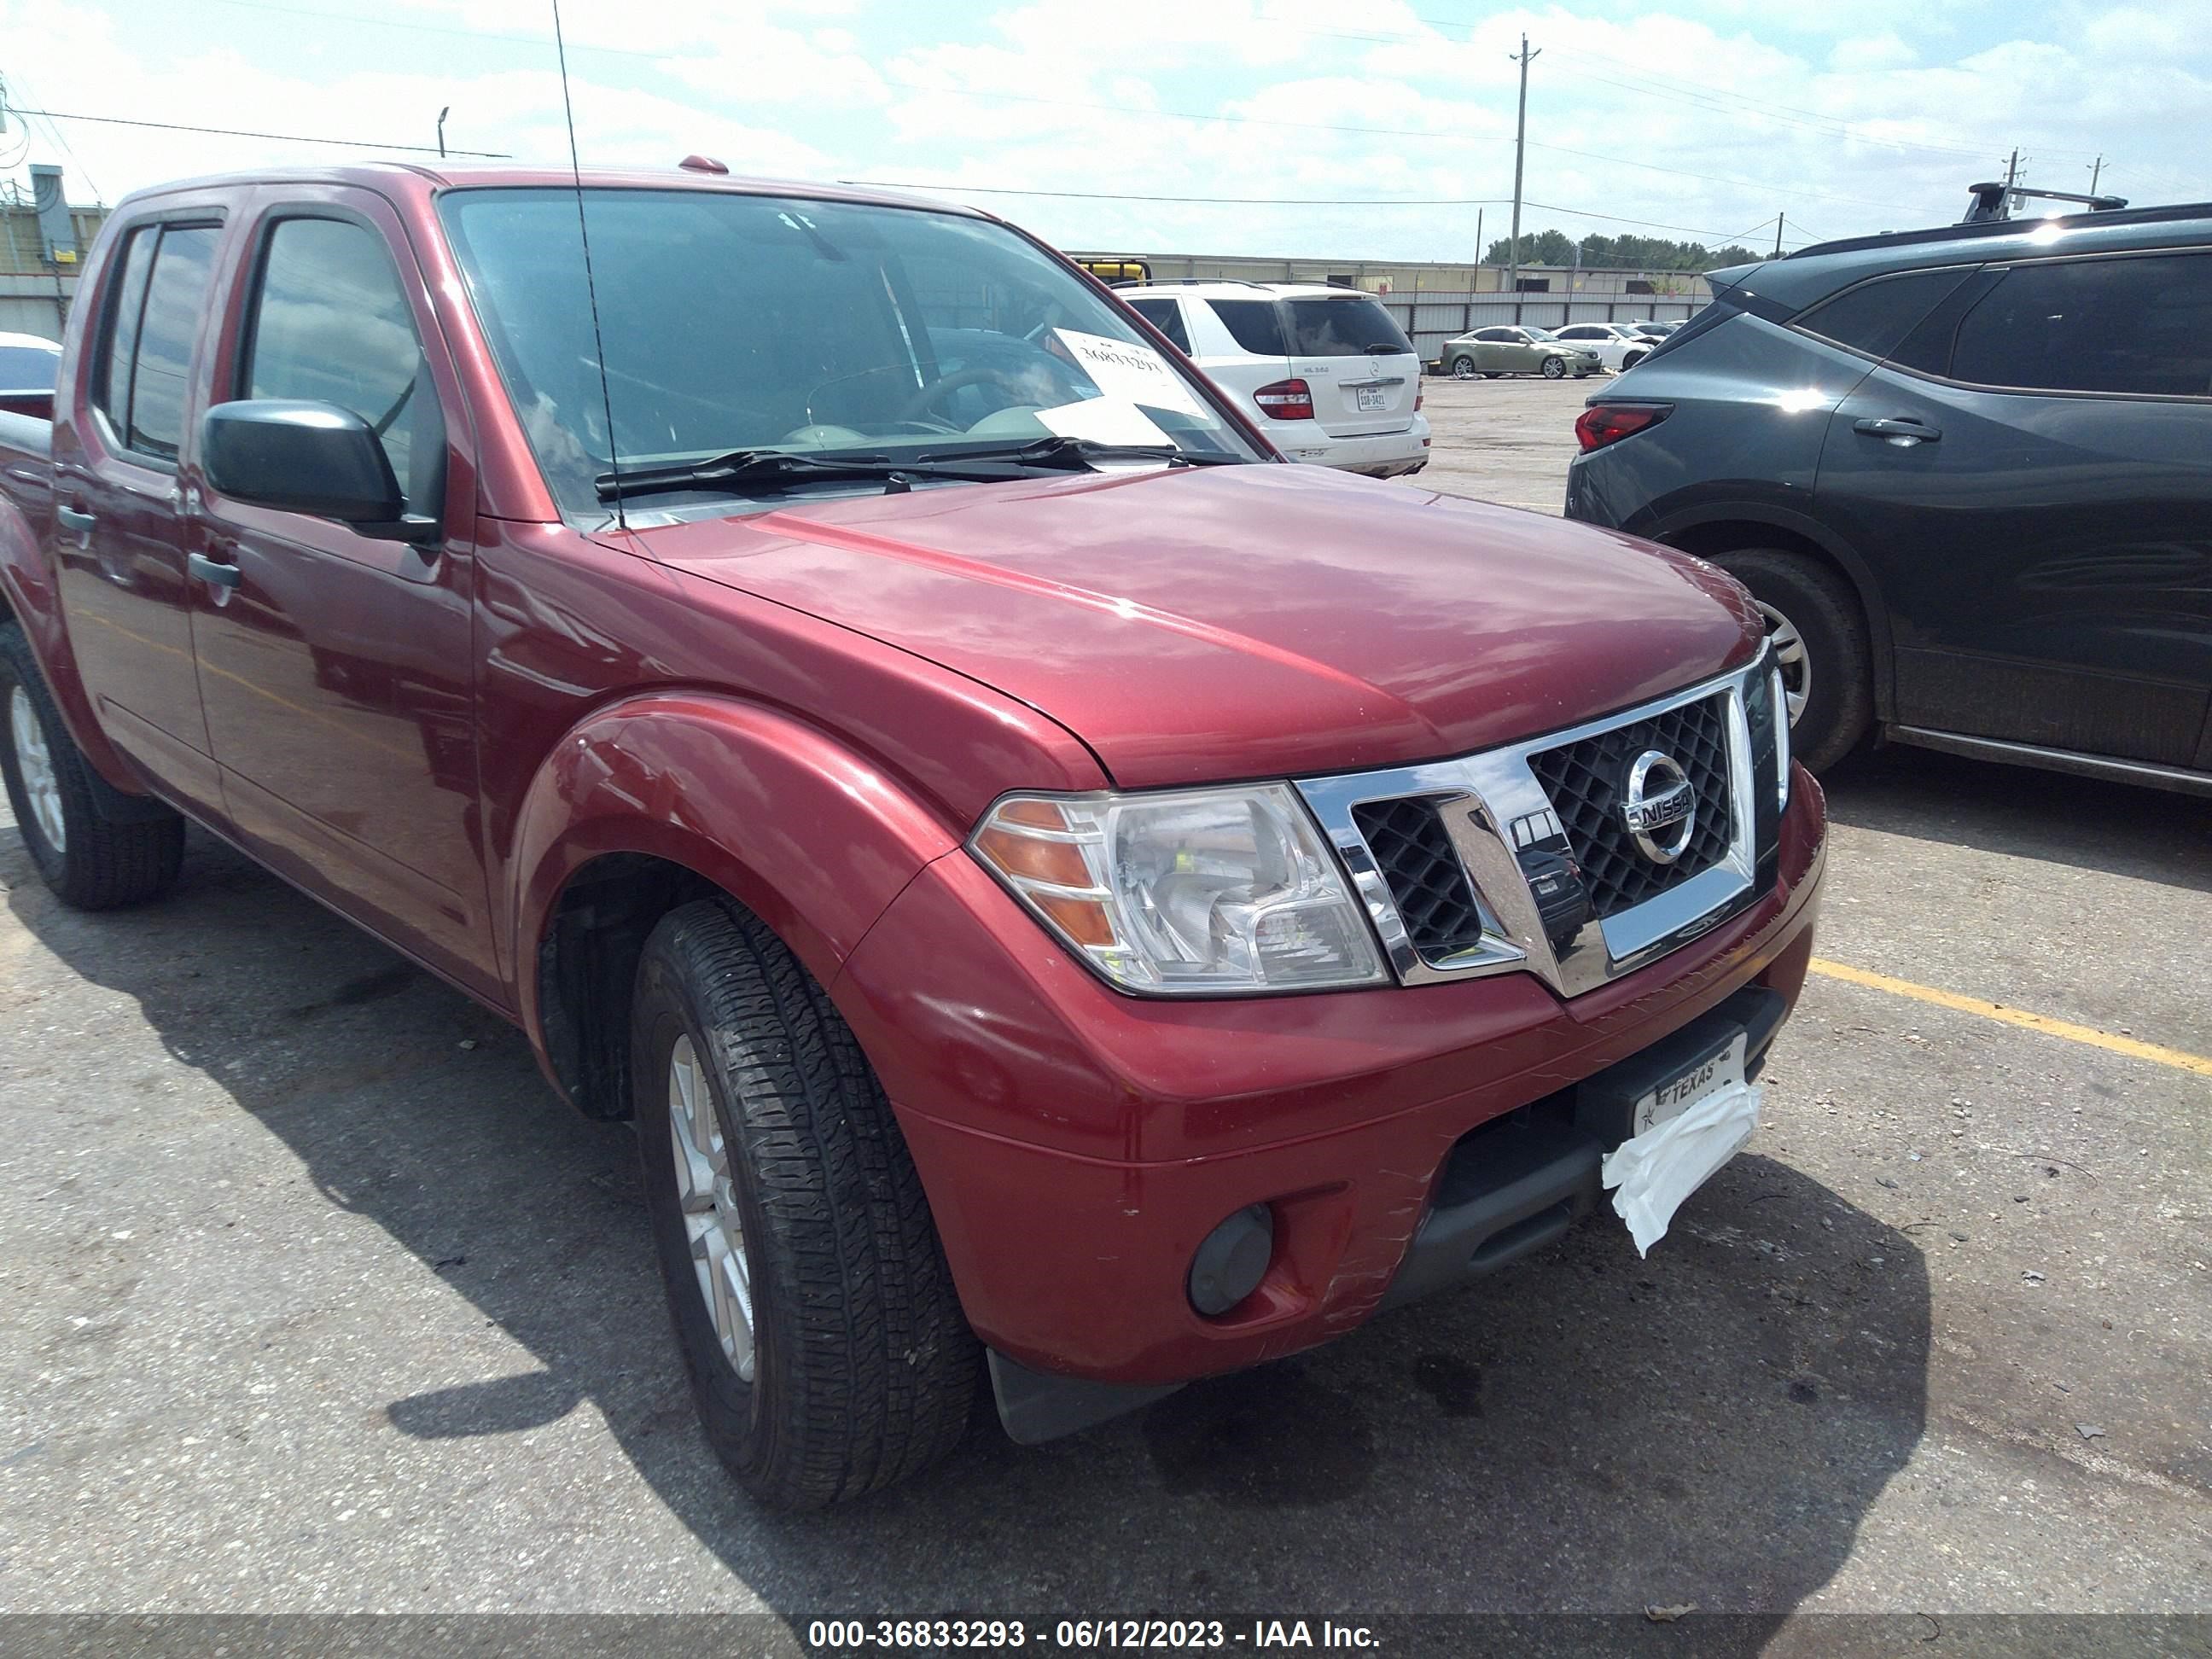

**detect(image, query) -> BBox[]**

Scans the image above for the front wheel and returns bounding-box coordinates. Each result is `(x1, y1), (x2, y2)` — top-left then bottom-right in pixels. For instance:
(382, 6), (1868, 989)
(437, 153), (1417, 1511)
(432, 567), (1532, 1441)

(1540, 357), (1568, 380)
(1449, 357), (1478, 380)
(632, 897), (978, 1508)
(0, 624), (183, 908)
(1708, 549), (1872, 773)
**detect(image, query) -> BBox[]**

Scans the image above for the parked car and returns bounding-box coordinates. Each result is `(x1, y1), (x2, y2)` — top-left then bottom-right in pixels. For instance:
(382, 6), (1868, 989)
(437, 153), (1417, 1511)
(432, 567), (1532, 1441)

(1552, 322), (1657, 373)
(0, 161), (1825, 1509)
(1438, 324), (1602, 380)
(1566, 200), (2212, 792)
(0, 331), (62, 420)
(1118, 281), (1429, 477)
(1626, 319), (1685, 341)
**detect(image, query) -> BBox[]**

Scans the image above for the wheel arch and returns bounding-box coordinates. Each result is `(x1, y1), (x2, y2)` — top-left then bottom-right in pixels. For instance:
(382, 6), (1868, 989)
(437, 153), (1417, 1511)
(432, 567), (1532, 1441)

(509, 691), (964, 1119)
(1648, 506), (1895, 723)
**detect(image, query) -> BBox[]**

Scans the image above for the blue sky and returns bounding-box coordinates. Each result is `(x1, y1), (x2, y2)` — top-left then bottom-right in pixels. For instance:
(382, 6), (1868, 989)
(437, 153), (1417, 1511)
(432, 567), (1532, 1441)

(6, 0), (2206, 261)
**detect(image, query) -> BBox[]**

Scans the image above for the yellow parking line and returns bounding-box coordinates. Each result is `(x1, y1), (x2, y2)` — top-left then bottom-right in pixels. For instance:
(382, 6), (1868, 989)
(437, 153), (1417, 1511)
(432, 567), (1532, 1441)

(1808, 958), (2212, 1080)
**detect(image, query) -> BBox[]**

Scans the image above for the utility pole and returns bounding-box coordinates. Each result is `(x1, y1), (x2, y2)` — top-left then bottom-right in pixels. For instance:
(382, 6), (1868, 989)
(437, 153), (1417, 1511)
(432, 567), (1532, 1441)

(2087, 154), (2104, 194)
(1506, 32), (1539, 319)
(2003, 148), (2021, 215)
(1772, 212), (1784, 258)
(437, 106), (451, 160)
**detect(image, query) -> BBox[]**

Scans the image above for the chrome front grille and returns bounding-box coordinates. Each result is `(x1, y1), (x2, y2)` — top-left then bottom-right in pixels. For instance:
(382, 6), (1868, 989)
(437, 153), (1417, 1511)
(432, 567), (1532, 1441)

(1349, 796), (1489, 962)
(1296, 655), (1773, 998)
(1527, 691), (1734, 918)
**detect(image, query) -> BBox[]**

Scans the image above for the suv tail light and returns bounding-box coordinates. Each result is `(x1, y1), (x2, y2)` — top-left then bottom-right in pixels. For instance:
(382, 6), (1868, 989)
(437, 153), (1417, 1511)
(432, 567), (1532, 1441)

(1254, 378), (1315, 420)
(1575, 403), (1672, 452)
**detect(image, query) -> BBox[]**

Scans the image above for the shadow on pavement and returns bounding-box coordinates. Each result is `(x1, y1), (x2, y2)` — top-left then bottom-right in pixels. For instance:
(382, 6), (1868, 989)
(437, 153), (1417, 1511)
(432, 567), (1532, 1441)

(1822, 743), (2211, 893)
(7, 826), (1931, 1619)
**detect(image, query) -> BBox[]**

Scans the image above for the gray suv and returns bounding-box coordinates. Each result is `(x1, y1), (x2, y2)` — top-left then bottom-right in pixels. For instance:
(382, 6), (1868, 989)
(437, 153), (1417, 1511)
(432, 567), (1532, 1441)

(1564, 199), (2212, 796)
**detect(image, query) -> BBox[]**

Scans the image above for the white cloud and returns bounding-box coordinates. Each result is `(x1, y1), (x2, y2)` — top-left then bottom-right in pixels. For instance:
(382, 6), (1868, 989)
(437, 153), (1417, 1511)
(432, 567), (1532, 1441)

(4, 0), (2207, 264)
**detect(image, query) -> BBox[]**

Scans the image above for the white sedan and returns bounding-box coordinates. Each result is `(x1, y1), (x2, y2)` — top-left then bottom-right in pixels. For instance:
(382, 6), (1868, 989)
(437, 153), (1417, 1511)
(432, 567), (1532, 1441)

(1551, 323), (1658, 373)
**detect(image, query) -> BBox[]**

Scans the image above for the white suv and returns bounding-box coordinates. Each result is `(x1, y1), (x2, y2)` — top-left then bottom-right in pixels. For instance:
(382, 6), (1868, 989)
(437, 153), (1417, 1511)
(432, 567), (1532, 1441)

(1550, 322), (1656, 373)
(1118, 282), (1429, 478)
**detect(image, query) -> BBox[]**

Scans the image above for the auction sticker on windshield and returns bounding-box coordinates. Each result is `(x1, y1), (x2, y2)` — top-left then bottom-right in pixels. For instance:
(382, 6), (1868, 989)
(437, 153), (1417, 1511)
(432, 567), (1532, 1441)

(1053, 329), (1206, 417)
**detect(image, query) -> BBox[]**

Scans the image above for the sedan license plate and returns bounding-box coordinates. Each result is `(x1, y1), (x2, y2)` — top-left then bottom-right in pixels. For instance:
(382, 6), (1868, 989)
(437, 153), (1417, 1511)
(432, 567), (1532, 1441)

(1634, 1032), (1748, 1136)
(1355, 385), (1389, 412)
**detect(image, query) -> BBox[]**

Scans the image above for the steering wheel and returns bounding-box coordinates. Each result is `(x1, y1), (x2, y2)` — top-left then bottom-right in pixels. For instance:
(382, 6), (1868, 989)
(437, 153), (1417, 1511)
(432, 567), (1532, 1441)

(896, 364), (1035, 423)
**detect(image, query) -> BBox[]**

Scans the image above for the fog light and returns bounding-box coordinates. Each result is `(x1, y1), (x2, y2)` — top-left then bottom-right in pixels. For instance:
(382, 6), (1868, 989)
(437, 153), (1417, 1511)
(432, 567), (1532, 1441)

(1188, 1204), (1273, 1316)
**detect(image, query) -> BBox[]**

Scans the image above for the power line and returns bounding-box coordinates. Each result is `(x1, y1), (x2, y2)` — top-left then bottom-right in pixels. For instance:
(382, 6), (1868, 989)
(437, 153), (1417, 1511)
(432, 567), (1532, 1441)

(5, 107), (510, 158)
(845, 178), (1802, 243)
(2, 70), (108, 202)
(176, 0), (1947, 213)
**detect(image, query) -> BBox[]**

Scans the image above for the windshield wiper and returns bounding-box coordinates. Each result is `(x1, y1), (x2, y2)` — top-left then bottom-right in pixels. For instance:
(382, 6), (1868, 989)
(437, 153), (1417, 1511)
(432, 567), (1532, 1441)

(920, 434), (1246, 470)
(596, 434), (1247, 504)
(595, 448), (1022, 504)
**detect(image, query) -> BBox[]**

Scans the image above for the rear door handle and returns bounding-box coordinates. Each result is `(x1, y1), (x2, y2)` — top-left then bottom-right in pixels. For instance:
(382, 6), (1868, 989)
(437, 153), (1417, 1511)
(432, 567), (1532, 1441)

(1854, 416), (1941, 443)
(188, 552), (242, 590)
(55, 503), (96, 534)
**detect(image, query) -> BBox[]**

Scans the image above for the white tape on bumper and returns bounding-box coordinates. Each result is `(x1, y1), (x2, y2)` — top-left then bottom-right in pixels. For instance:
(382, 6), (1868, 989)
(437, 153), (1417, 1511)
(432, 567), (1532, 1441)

(1599, 1081), (1762, 1256)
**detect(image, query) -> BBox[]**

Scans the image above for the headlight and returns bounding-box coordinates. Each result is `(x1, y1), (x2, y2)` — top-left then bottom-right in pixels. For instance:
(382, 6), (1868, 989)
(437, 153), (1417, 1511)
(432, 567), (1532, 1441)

(970, 784), (1388, 995)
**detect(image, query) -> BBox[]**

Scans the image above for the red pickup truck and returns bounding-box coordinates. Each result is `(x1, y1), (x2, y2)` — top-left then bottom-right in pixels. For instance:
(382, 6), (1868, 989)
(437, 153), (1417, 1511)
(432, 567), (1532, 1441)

(0, 163), (1825, 1508)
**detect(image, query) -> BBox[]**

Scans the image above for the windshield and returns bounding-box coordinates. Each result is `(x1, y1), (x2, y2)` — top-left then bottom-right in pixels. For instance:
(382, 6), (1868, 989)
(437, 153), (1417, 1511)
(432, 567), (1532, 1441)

(439, 188), (1259, 514)
(0, 343), (60, 390)
(1524, 328), (1562, 342)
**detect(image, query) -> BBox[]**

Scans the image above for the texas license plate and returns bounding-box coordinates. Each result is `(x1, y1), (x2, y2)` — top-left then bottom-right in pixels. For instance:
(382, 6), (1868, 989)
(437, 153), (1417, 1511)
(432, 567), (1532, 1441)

(1355, 385), (1388, 411)
(1633, 1033), (1749, 1136)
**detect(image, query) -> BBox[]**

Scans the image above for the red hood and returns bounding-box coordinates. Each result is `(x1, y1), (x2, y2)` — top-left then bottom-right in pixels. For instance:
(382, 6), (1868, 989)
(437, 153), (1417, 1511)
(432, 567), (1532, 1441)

(628, 463), (1761, 789)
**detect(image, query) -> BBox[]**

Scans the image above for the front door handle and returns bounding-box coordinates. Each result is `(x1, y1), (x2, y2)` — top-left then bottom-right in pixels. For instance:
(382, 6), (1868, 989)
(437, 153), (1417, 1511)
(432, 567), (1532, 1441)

(188, 552), (242, 590)
(1854, 416), (1942, 444)
(55, 503), (96, 535)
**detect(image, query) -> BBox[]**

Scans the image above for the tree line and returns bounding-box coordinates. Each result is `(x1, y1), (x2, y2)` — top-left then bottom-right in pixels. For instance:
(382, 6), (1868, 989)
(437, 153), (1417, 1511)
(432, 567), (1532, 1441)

(1481, 230), (1767, 271)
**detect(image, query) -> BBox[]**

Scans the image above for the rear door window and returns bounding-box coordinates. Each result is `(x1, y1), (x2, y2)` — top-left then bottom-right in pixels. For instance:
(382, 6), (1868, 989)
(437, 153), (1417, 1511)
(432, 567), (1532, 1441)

(1283, 297), (1412, 356)
(1127, 297), (1190, 352)
(119, 225), (222, 462)
(1207, 298), (1288, 357)
(1947, 253), (2212, 397)
(1794, 267), (1976, 363)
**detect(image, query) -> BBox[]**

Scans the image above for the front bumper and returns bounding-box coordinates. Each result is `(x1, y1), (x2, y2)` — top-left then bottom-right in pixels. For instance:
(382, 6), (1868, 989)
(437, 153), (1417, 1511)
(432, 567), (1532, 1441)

(831, 775), (1825, 1391)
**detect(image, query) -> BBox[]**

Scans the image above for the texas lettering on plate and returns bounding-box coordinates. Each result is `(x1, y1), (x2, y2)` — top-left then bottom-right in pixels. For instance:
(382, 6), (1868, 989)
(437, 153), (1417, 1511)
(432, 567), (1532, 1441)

(1634, 1032), (1749, 1135)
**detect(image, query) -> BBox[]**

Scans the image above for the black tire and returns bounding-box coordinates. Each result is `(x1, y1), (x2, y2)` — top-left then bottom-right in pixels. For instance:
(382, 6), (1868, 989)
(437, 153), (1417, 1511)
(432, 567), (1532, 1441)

(1708, 548), (1873, 773)
(1449, 357), (1478, 380)
(0, 623), (184, 909)
(1540, 357), (1568, 380)
(632, 897), (978, 1509)
(1622, 350), (1648, 371)
(1482, 371), (1505, 380)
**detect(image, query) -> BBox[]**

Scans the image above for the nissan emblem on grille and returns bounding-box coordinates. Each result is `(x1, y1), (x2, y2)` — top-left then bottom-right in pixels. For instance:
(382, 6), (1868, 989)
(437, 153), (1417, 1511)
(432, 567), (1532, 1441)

(1621, 749), (1697, 864)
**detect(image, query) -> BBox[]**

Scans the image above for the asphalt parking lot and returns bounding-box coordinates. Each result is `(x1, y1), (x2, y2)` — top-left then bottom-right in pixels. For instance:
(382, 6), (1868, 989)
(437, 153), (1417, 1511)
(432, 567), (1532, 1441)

(2, 382), (2208, 1640)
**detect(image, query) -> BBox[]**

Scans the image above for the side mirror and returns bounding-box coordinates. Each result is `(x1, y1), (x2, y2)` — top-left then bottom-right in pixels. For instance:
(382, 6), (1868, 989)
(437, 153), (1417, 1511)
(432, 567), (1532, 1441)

(201, 400), (436, 543)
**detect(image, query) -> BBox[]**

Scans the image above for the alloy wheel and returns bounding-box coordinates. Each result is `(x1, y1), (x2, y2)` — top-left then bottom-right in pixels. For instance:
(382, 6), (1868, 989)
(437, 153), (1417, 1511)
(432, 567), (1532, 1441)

(9, 684), (64, 853)
(667, 1033), (755, 1382)
(1451, 358), (1476, 379)
(1754, 600), (1811, 725)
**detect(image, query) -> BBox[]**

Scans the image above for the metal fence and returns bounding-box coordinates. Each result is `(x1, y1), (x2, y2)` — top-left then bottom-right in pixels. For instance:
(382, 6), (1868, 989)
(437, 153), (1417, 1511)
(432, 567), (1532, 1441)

(1383, 292), (1703, 365)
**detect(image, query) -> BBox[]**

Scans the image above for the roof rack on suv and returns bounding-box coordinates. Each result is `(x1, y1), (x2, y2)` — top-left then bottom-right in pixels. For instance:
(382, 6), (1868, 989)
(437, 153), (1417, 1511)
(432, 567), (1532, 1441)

(1782, 193), (2212, 263)
(1961, 181), (2128, 224)
(1109, 276), (1278, 290)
